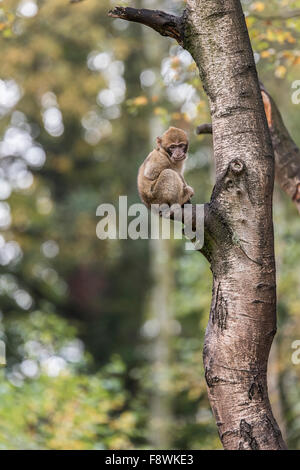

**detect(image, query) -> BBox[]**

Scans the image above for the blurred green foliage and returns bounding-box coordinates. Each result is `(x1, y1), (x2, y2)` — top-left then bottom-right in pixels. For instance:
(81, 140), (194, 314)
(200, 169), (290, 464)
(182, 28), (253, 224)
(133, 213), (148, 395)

(0, 312), (137, 450)
(0, 0), (299, 450)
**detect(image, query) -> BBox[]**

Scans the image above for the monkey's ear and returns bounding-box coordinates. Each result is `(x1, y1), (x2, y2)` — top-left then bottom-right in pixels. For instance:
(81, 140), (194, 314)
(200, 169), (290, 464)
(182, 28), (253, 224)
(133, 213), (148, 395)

(156, 136), (162, 150)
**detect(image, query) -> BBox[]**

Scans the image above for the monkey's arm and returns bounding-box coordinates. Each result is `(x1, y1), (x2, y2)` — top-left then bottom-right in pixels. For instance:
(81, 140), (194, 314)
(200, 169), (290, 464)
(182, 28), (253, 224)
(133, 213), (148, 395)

(143, 151), (169, 181)
(178, 172), (190, 188)
(143, 161), (162, 181)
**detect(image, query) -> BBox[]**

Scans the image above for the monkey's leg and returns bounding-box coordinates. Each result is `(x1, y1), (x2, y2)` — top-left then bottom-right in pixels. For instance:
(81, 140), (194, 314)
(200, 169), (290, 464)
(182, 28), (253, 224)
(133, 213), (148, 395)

(151, 169), (190, 207)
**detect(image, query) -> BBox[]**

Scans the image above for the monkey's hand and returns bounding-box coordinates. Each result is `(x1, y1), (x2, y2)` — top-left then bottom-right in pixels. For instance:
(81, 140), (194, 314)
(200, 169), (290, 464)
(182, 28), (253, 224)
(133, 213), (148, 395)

(182, 185), (194, 204)
(186, 185), (194, 198)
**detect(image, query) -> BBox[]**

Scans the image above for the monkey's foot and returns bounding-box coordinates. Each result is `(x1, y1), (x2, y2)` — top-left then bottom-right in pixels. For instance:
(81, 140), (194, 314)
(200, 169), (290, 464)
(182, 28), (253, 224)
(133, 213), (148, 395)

(184, 186), (194, 201)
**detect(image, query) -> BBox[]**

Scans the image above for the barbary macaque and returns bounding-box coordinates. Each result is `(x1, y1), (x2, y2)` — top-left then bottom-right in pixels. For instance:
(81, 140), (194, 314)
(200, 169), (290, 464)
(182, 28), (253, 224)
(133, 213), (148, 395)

(137, 127), (194, 210)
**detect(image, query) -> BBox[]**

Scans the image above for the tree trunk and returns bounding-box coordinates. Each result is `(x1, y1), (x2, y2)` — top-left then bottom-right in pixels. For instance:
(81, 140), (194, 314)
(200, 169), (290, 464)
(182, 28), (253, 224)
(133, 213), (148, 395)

(183, 0), (286, 450)
(109, 0), (287, 450)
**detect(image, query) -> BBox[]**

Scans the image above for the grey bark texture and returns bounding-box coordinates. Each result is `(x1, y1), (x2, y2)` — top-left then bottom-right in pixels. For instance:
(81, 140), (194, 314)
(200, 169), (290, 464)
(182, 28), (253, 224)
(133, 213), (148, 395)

(109, 0), (289, 450)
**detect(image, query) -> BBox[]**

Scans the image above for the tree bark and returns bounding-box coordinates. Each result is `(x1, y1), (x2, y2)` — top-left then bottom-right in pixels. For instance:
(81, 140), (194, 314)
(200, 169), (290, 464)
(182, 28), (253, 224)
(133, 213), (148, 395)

(109, 0), (287, 450)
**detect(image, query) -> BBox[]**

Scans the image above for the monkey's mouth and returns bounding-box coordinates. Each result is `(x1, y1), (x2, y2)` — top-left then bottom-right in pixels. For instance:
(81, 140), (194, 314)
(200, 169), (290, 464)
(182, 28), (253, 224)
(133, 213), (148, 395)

(172, 154), (186, 162)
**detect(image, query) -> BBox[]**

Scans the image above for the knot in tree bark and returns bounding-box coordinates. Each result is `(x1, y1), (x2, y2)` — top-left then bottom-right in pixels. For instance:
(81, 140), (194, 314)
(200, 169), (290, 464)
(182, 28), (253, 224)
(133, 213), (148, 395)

(230, 159), (244, 175)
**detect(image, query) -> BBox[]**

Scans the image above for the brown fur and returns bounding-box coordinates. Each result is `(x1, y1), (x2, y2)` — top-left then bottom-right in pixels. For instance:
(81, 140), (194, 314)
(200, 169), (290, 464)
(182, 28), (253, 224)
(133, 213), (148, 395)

(137, 127), (194, 208)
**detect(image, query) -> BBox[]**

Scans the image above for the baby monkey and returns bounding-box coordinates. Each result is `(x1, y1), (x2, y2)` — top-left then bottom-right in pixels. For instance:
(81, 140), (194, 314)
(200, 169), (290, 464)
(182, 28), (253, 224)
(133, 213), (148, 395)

(137, 127), (194, 210)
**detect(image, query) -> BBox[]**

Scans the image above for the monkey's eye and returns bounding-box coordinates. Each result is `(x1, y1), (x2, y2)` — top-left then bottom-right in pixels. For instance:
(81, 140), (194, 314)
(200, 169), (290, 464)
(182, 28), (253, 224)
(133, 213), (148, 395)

(179, 143), (188, 149)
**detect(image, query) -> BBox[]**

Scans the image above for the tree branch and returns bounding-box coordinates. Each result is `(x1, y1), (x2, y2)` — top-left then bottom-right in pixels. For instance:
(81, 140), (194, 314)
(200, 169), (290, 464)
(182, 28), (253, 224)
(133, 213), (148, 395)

(108, 7), (184, 44)
(196, 123), (212, 135)
(160, 203), (210, 257)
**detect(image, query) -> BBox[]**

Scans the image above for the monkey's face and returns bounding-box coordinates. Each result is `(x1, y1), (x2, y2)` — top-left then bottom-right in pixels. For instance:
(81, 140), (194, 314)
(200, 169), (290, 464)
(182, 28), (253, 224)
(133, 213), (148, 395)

(166, 142), (188, 163)
(157, 127), (189, 164)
